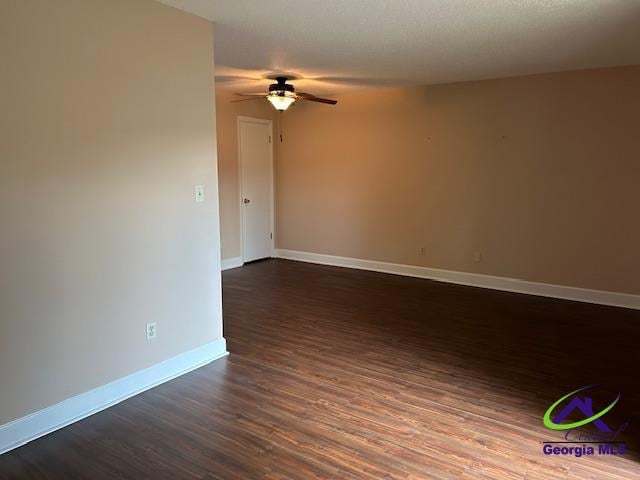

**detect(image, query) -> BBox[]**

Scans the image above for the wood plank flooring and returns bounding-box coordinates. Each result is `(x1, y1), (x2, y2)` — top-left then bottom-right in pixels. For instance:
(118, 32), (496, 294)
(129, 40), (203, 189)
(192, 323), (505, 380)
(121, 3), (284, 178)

(1, 259), (640, 479)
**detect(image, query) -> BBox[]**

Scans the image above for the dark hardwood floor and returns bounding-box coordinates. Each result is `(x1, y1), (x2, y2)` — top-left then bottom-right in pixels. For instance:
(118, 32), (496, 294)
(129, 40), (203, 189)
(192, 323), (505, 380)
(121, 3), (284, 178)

(2, 259), (640, 479)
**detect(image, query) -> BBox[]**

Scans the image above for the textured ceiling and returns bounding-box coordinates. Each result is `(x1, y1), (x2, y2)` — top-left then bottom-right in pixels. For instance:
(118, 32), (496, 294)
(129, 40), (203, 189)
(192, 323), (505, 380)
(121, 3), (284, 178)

(159, 0), (640, 94)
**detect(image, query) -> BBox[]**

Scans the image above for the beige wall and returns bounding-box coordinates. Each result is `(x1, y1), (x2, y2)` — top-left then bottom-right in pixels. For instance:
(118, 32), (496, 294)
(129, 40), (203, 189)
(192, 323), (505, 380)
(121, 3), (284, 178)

(275, 67), (640, 295)
(215, 88), (276, 260)
(0, 0), (222, 424)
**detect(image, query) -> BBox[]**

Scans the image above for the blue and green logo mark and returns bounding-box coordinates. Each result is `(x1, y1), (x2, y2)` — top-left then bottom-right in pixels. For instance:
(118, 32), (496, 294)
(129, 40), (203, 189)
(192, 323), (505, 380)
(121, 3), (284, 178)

(542, 385), (628, 457)
(543, 385), (620, 432)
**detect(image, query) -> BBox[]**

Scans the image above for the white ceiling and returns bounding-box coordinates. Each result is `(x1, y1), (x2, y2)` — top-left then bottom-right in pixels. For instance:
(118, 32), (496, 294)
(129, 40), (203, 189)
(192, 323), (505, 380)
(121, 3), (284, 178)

(159, 0), (640, 94)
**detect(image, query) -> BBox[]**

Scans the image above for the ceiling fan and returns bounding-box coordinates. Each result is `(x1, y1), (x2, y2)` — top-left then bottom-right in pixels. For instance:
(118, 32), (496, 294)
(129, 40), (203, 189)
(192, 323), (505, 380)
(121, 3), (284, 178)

(232, 76), (337, 111)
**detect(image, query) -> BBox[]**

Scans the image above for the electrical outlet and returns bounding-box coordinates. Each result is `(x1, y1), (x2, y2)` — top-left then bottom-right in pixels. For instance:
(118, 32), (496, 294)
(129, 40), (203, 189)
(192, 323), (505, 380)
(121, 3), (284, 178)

(146, 322), (157, 341)
(472, 251), (482, 263)
(194, 185), (204, 203)
(420, 247), (426, 257)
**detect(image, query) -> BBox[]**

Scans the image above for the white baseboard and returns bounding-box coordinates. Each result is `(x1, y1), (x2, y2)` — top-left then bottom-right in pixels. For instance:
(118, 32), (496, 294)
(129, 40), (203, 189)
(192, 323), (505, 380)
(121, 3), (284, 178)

(275, 249), (640, 310)
(221, 256), (243, 271)
(0, 338), (228, 456)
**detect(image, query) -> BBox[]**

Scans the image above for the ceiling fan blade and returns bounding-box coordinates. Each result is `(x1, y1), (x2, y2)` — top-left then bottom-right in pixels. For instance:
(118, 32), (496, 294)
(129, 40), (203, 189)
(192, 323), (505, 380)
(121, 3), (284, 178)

(231, 95), (265, 103)
(231, 92), (266, 103)
(297, 92), (337, 105)
(231, 97), (264, 103)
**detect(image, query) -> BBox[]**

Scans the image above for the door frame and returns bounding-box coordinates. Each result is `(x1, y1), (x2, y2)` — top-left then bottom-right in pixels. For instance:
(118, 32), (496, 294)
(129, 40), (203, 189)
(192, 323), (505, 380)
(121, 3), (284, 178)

(237, 116), (275, 263)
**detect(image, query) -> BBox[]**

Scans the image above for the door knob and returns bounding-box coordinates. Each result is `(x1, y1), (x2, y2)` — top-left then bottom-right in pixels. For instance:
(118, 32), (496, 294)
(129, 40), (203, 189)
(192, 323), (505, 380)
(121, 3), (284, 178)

(243, 198), (250, 204)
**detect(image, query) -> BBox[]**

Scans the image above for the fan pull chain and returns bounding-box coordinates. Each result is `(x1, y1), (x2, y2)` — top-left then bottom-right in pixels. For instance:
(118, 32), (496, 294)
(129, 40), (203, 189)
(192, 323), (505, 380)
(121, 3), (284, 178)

(279, 110), (284, 142)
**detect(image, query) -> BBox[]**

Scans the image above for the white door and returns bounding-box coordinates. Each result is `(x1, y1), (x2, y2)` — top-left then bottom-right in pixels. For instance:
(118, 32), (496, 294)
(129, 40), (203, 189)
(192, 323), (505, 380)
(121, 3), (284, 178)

(239, 118), (273, 262)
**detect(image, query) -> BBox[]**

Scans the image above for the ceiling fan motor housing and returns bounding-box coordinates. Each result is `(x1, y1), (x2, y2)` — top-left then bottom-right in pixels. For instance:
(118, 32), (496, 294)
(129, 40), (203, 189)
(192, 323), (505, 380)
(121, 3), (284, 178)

(269, 77), (295, 96)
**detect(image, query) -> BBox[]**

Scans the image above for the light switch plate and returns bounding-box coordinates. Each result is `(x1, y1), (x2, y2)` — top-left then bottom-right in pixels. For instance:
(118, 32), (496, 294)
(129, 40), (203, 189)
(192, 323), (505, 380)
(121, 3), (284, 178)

(195, 185), (204, 203)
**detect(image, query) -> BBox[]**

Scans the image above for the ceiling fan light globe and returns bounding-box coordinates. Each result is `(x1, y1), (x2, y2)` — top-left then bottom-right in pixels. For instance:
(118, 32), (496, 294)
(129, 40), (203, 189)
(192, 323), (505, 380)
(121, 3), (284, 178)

(267, 92), (296, 111)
